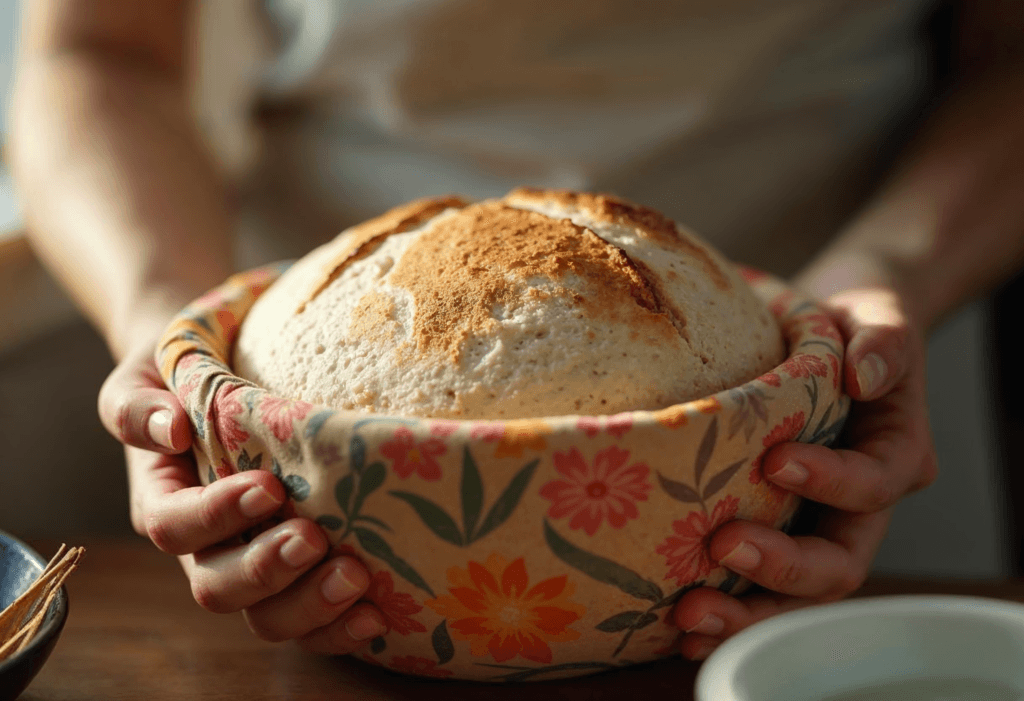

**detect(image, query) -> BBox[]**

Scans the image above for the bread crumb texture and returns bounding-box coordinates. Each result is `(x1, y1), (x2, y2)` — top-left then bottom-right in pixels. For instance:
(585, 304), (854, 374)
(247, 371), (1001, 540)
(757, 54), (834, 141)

(233, 189), (785, 419)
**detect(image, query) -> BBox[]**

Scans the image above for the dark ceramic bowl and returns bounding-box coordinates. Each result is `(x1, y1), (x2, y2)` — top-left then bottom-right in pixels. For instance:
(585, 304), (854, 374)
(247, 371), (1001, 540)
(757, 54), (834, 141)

(0, 531), (68, 701)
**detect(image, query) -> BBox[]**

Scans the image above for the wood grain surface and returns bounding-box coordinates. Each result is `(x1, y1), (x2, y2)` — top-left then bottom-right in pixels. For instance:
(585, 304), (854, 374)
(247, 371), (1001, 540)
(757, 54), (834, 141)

(19, 538), (1024, 701)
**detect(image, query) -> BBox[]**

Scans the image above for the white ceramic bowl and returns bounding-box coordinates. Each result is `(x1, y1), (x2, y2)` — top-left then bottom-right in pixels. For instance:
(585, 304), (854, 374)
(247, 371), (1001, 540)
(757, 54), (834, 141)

(695, 595), (1024, 701)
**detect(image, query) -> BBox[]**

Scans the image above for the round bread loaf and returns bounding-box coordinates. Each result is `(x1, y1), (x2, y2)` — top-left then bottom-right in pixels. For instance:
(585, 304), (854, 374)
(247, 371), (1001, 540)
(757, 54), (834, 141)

(233, 189), (785, 419)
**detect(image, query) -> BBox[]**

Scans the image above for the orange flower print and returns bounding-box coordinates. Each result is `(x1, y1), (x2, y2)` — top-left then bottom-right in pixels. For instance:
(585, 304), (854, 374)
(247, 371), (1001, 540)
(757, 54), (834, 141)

(656, 496), (739, 586)
(654, 405), (688, 429)
(781, 353), (829, 379)
(540, 446), (651, 535)
(213, 383), (249, 452)
(494, 420), (550, 459)
(387, 656), (454, 678)
(381, 427), (446, 481)
(692, 396), (722, 415)
(425, 555), (586, 664)
(654, 396), (720, 429)
(259, 396), (313, 442)
(365, 571), (426, 636)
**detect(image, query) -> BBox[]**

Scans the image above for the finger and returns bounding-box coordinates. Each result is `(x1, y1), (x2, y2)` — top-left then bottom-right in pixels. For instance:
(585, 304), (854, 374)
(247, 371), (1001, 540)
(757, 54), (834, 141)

(705, 509), (891, 600)
(127, 446), (287, 555)
(826, 288), (915, 401)
(242, 556), (372, 642)
(183, 518), (329, 614)
(765, 379), (937, 511)
(673, 509), (891, 659)
(763, 443), (899, 513)
(674, 588), (804, 660)
(99, 349), (192, 453)
(296, 603), (388, 656)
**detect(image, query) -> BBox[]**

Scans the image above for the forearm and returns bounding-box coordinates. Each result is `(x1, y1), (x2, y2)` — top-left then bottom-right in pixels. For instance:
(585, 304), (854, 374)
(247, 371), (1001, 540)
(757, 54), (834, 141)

(11, 51), (233, 359)
(796, 59), (1024, 331)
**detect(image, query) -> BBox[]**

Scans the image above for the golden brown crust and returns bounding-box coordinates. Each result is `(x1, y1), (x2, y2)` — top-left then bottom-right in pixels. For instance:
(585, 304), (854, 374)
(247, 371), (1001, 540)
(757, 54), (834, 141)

(349, 292), (398, 343)
(298, 195), (469, 313)
(507, 187), (732, 291)
(388, 201), (684, 363)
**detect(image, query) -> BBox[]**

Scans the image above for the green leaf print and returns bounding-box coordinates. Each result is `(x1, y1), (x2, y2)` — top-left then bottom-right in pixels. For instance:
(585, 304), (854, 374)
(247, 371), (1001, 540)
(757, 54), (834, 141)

(353, 527), (435, 597)
(543, 521), (662, 603)
(474, 459), (539, 542)
(388, 491), (464, 547)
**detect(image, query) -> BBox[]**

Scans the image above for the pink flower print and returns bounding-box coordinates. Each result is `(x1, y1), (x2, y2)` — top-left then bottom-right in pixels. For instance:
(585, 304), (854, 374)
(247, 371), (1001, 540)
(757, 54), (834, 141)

(770, 290), (795, 318)
(781, 354), (829, 380)
(749, 411), (805, 524)
(828, 354), (840, 389)
(470, 422), (505, 441)
(656, 496), (739, 586)
(576, 417), (602, 438)
(805, 312), (844, 343)
(178, 353), (202, 372)
(381, 427), (446, 481)
(750, 411), (806, 485)
(259, 396), (313, 442)
(365, 571), (426, 636)
(214, 457), (235, 480)
(429, 420), (460, 438)
(213, 383), (249, 452)
(540, 446), (651, 535)
(606, 414), (633, 438)
(738, 267), (769, 284)
(575, 414), (633, 439)
(387, 656), (454, 679)
(757, 371), (782, 388)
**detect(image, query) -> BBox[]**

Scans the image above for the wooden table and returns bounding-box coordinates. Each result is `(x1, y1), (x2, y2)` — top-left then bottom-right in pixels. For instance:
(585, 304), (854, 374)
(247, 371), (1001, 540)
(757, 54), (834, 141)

(19, 538), (1024, 701)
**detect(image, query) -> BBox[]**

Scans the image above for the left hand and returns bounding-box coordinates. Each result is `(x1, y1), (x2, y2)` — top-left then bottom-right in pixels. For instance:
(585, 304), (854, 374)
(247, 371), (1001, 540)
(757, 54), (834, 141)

(671, 286), (938, 660)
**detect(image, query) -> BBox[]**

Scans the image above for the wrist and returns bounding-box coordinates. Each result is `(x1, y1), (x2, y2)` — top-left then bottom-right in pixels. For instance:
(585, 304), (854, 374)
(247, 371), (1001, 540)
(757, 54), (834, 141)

(108, 281), (210, 360)
(793, 250), (928, 332)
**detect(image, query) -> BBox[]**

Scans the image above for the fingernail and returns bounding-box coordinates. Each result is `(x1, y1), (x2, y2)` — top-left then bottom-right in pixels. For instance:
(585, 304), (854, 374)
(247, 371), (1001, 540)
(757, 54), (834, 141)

(719, 542), (762, 572)
(280, 535), (320, 568)
(322, 560), (368, 604)
(346, 613), (385, 641)
(685, 614), (724, 636)
(238, 485), (283, 519)
(148, 410), (174, 450)
(688, 639), (720, 661)
(769, 460), (809, 487)
(855, 353), (887, 396)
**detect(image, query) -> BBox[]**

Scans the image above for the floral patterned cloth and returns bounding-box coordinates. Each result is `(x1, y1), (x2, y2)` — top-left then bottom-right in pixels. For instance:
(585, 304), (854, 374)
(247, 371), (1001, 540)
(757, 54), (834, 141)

(156, 263), (849, 681)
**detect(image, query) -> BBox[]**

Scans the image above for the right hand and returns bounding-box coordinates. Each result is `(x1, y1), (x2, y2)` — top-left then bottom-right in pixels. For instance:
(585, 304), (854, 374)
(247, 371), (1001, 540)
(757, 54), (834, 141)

(99, 343), (386, 653)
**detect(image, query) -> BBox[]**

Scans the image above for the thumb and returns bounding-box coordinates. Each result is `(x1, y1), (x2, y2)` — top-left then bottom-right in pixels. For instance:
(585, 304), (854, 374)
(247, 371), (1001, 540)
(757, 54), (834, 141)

(98, 346), (192, 453)
(825, 287), (916, 401)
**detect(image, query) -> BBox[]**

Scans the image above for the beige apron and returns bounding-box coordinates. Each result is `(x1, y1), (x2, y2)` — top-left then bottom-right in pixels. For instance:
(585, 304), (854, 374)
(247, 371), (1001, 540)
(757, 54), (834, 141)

(192, 0), (939, 276)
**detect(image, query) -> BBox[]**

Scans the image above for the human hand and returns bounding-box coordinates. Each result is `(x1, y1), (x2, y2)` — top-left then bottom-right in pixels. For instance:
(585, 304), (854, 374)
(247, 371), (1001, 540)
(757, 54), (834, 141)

(671, 286), (937, 660)
(99, 344), (386, 653)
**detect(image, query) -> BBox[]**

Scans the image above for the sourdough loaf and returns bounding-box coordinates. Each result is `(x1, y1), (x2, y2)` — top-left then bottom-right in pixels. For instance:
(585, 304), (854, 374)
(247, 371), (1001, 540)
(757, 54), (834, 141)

(233, 189), (785, 419)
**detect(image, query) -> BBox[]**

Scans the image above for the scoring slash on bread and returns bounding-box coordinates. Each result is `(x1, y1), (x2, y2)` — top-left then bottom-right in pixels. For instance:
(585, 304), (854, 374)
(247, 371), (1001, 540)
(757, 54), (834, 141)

(234, 188), (785, 420)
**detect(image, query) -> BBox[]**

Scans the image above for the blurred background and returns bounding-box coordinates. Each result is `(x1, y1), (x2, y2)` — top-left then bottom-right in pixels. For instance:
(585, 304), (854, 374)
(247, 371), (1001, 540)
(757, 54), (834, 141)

(0, 0), (1019, 580)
